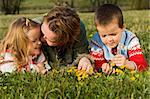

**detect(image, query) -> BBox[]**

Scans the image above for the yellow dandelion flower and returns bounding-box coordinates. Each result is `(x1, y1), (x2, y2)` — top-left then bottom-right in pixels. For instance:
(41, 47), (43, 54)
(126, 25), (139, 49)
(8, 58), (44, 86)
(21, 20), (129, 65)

(135, 74), (139, 78)
(70, 66), (77, 69)
(76, 70), (80, 76)
(96, 72), (102, 77)
(130, 70), (136, 74)
(115, 69), (124, 74)
(130, 76), (136, 81)
(74, 69), (77, 72)
(67, 69), (73, 73)
(120, 65), (126, 69)
(68, 66), (76, 72)
(94, 72), (102, 78)
(89, 34), (93, 38)
(52, 69), (59, 74)
(110, 62), (115, 67)
(76, 69), (85, 77)
(77, 76), (82, 81)
(81, 72), (89, 79)
(94, 75), (98, 78)
(88, 67), (94, 74)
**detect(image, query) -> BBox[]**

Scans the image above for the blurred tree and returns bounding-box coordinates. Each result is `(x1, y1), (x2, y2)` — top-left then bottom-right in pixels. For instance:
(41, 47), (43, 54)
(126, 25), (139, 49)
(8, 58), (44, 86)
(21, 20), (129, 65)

(70, 0), (74, 8)
(131, 0), (149, 10)
(54, 0), (72, 7)
(55, 0), (63, 6)
(90, 0), (119, 11)
(90, 0), (96, 11)
(0, 0), (22, 14)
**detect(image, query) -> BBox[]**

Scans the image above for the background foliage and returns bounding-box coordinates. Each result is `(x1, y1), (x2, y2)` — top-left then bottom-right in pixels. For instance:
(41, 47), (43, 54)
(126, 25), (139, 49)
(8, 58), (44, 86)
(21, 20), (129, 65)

(0, 0), (149, 14)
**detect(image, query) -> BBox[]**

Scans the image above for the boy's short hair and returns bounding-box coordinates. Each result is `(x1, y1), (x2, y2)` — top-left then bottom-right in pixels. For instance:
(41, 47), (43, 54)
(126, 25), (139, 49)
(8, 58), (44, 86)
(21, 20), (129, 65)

(95, 4), (124, 28)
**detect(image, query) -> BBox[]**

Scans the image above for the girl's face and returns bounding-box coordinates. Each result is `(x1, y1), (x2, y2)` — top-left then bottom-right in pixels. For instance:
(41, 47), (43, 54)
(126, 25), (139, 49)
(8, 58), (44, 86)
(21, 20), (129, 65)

(96, 18), (124, 49)
(27, 26), (42, 56)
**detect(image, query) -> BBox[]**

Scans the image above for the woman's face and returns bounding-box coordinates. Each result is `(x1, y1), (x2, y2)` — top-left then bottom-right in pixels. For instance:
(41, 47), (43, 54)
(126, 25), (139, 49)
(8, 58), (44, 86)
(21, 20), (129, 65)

(41, 22), (60, 46)
(27, 26), (42, 56)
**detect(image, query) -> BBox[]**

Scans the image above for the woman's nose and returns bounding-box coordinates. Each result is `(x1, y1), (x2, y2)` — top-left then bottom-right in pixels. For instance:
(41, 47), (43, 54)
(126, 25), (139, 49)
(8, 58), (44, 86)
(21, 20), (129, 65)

(43, 35), (46, 39)
(38, 41), (41, 45)
(41, 36), (47, 43)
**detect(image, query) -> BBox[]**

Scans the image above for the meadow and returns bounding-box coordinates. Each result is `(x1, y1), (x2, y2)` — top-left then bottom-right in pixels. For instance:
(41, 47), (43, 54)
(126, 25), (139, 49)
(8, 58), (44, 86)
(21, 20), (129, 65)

(0, 10), (150, 99)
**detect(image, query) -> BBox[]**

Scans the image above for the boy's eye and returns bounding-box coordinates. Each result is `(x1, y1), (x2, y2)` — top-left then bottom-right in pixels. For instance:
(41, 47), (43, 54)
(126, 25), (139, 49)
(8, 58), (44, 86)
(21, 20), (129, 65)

(110, 34), (116, 36)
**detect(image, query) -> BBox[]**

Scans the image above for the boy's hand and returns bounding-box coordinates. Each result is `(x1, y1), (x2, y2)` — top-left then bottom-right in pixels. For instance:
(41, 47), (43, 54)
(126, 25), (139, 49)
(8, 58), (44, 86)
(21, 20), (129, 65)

(78, 57), (93, 74)
(101, 63), (115, 75)
(111, 54), (126, 67)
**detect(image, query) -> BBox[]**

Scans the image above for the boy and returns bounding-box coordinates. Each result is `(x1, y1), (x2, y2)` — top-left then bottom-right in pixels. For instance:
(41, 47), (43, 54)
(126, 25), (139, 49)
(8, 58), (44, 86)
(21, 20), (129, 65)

(90, 4), (148, 74)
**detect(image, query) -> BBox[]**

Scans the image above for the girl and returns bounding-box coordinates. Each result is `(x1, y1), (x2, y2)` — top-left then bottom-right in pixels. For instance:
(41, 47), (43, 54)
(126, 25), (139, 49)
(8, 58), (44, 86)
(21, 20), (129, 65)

(0, 17), (51, 73)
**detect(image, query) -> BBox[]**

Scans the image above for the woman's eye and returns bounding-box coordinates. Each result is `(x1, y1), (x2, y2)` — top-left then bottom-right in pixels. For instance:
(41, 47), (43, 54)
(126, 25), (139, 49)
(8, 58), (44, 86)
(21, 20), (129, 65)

(102, 35), (106, 37)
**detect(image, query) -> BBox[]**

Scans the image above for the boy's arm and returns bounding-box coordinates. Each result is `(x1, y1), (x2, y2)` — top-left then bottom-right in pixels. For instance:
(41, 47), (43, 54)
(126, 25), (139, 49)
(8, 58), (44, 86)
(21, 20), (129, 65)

(127, 37), (148, 71)
(90, 48), (107, 71)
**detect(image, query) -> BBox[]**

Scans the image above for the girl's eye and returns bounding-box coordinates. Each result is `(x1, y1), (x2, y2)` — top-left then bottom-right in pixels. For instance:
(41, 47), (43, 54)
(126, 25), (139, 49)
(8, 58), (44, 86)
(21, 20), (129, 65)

(31, 40), (36, 43)
(32, 40), (36, 43)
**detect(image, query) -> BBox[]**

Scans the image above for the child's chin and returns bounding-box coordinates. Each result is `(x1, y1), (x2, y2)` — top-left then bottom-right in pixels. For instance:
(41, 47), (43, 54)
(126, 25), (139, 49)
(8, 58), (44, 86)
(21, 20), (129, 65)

(32, 50), (41, 55)
(109, 44), (117, 49)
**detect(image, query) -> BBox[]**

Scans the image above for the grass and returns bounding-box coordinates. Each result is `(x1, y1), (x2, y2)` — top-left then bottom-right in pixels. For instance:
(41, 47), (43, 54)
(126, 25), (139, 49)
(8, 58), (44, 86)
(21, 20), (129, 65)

(0, 10), (150, 98)
(0, 67), (150, 99)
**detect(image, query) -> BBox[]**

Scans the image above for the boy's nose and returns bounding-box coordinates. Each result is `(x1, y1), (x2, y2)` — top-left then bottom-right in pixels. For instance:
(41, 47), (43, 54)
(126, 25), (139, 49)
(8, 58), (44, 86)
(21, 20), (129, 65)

(107, 36), (113, 40)
(107, 36), (114, 42)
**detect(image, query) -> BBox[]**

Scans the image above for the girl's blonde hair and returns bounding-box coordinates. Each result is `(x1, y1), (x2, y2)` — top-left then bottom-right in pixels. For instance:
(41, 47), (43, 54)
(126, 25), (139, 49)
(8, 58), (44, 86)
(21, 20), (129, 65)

(0, 17), (40, 70)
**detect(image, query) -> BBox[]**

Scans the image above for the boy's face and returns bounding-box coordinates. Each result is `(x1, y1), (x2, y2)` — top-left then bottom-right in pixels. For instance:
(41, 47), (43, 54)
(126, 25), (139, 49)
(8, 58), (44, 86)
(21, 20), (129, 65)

(96, 19), (124, 49)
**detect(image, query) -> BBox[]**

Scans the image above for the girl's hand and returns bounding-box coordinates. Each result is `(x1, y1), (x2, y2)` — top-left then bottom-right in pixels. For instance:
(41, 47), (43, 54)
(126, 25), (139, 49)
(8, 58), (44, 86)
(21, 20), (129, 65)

(37, 63), (47, 74)
(0, 56), (4, 63)
(78, 57), (93, 74)
(111, 54), (126, 67)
